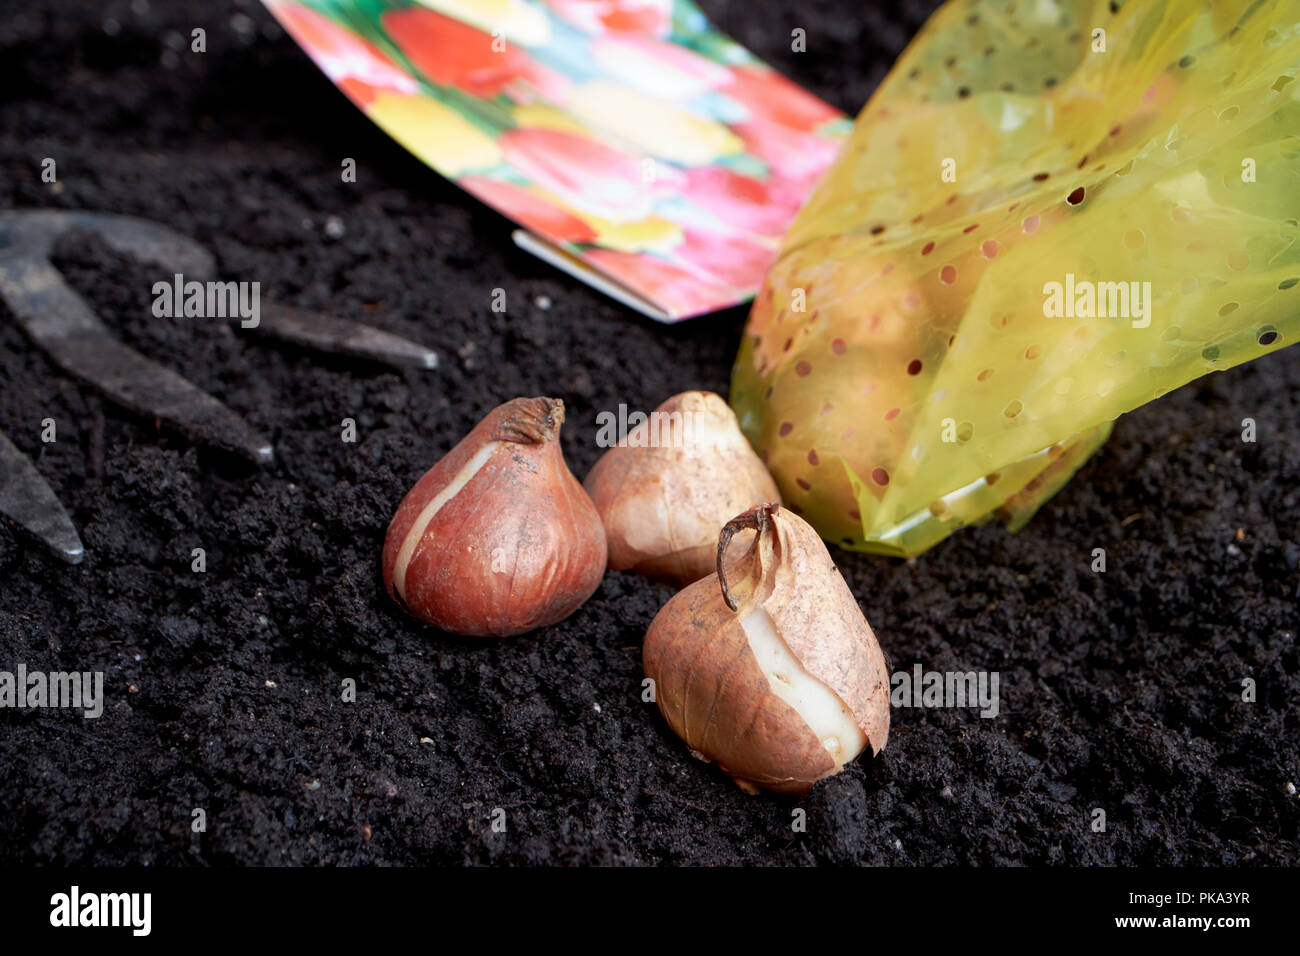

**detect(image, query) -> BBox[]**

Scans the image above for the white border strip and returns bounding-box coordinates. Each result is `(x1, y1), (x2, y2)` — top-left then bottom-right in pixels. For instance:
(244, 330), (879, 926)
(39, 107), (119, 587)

(511, 230), (674, 324)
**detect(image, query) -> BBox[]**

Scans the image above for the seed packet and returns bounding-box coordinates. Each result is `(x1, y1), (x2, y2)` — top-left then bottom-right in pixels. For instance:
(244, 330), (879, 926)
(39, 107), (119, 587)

(732, 0), (1299, 555)
(263, 0), (849, 320)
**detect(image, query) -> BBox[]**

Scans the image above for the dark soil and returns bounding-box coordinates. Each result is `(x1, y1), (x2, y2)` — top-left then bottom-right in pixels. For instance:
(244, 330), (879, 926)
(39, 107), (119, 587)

(1, 0), (1296, 866)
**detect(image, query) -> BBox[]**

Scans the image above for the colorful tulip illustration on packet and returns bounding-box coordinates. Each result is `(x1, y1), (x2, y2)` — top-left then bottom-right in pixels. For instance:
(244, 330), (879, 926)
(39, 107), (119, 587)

(732, 0), (1300, 556)
(263, 0), (849, 319)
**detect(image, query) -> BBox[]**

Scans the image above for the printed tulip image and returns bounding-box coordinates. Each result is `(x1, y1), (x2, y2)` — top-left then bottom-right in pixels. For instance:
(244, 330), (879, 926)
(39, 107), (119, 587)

(263, 0), (849, 319)
(732, 0), (1299, 555)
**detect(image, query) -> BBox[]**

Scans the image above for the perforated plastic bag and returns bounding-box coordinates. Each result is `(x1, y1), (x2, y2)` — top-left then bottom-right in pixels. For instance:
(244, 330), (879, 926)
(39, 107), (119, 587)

(731, 0), (1300, 556)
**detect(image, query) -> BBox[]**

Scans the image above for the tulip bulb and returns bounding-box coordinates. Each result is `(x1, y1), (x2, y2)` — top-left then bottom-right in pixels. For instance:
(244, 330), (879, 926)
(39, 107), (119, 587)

(643, 503), (889, 794)
(584, 390), (781, 586)
(382, 397), (607, 637)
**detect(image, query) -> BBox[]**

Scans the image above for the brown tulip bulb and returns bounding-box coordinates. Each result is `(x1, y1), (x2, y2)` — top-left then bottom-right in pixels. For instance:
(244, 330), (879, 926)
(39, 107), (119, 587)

(584, 390), (781, 586)
(643, 503), (890, 794)
(382, 397), (606, 637)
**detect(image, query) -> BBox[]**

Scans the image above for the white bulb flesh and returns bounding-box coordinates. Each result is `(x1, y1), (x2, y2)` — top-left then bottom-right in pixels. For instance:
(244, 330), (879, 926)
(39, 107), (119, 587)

(393, 441), (500, 599)
(739, 608), (867, 765)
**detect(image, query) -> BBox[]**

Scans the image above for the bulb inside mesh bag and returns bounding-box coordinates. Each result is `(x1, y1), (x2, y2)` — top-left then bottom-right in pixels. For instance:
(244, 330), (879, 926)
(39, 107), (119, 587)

(731, 0), (1300, 556)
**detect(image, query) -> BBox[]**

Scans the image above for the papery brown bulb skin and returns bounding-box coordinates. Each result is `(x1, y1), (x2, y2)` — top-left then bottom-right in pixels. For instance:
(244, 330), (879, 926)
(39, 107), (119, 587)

(382, 397), (607, 637)
(643, 503), (889, 794)
(645, 582), (836, 795)
(584, 390), (781, 586)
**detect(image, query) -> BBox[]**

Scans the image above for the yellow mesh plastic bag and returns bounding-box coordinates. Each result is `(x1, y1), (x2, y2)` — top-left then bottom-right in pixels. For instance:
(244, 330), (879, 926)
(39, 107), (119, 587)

(731, 0), (1300, 556)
